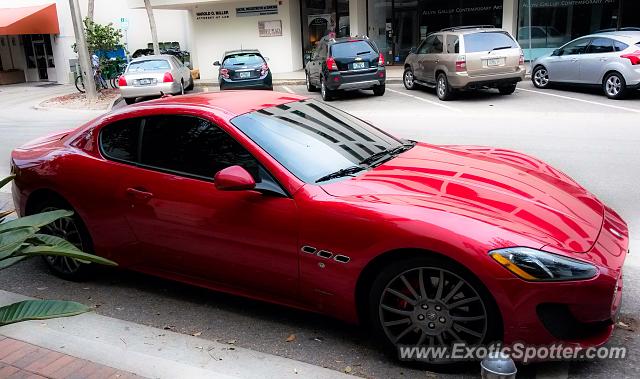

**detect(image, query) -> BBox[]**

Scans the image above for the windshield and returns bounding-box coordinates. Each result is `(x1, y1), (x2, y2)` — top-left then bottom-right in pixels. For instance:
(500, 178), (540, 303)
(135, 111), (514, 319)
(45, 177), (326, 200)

(223, 54), (265, 66)
(463, 32), (518, 53)
(127, 59), (171, 72)
(231, 99), (404, 183)
(331, 41), (376, 57)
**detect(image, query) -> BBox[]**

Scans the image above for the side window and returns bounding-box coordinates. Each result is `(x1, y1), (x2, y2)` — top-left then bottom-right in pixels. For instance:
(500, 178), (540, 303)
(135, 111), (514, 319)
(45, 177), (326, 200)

(446, 35), (459, 54)
(140, 115), (260, 180)
(418, 36), (434, 54)
(560, 38), (591, 55)
(431, 35), (444, 54)
(614, 40), (629, 52)
(586, 38), (614, 54)
(100, 118), (141, 163)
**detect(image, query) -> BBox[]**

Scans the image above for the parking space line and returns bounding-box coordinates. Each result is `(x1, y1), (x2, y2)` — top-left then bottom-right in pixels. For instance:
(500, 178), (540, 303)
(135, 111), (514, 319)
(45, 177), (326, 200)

(280, 85), (295, 94)
(518, 88), (640, 114)
(387, 88), (461, 112)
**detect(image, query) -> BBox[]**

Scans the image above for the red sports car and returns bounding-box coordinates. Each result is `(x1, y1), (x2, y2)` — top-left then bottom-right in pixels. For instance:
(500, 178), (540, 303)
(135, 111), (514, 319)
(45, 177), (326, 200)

(10, 91), (628, 357)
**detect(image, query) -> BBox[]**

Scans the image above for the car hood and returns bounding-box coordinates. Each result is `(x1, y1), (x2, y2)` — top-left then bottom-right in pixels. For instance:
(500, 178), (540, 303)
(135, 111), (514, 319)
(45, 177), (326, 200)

(320, 143), (604, 253)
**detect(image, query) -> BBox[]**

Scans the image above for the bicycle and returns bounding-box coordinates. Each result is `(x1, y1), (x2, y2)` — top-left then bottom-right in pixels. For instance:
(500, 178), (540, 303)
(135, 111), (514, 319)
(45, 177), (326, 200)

(75, 70), (109, 93)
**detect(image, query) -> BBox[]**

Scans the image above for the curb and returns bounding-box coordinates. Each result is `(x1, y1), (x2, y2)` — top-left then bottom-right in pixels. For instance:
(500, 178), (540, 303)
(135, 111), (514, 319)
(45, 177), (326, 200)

(33, 93), (121, 113)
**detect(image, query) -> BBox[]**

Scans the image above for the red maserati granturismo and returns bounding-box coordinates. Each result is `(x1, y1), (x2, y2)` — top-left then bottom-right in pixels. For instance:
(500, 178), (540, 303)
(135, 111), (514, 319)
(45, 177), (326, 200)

(10, 91), (628, 357)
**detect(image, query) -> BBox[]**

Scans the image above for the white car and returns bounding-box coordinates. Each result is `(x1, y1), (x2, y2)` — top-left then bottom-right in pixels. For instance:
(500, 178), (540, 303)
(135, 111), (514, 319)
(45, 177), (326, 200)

(119, 55), (193, 104)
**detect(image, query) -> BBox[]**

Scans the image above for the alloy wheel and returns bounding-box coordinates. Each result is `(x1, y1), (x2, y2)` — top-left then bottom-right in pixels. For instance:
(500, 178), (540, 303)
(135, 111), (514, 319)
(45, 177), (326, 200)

(306, 73), (311, 91)
(40, 207), (86, 275)
(321, 80), (326, 99)
(404, 70), (414, 89)
(437, 77), (446, 98)
(180, 82), (185, 95)
(534, 68), (549, 88)
(605, 75), (622, 97)
(379, 266), (488, 347)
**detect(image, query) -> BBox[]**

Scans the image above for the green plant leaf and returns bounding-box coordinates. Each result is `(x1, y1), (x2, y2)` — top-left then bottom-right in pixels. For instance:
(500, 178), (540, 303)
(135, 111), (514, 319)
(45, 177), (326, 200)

(0, 300), (90, 326)
(10, 245), (117, 266)
(0, 255), (28, 269)
(0, 175), (15, 190)
(0, 210), (73, 233)
(0, 227), (37, 260)
(28, 234), (80, 251)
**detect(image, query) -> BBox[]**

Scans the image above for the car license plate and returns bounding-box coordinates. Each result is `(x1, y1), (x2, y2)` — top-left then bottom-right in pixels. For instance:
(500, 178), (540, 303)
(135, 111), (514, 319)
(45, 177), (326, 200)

(487, 58), (503, 67)
(351, 62), (366, 70)
(239, 71), (251, 79)
(139, 78), (152, 85)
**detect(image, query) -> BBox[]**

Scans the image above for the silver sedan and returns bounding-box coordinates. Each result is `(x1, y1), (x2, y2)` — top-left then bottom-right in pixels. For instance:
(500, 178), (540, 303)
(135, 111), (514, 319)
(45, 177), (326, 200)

(531, 31), (640, 99)
(119, 55), (194, 104)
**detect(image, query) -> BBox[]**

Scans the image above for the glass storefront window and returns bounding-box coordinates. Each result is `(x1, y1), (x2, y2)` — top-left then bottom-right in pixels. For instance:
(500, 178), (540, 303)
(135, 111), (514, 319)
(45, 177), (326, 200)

(518, 0), (621, 61)
(302, 0), (350, 64)
(367, 0), (392, 64)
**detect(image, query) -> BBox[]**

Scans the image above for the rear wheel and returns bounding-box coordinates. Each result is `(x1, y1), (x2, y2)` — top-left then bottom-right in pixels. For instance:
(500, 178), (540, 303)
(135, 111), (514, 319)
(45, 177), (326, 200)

(75, 75), (86, 93)
(306, 72), (317, 92)
(532, 66), (550, 89)
(185, 77), (194, 91)
(124, 97), (136, 105)
(178, 81), (185, 95)
(321, 78), (334, 101)
(34, 200), (94, 281)
(373, 84), (385, 96)
(603, 72), (626, 99)
(369, 256), (500, 361)
(498, 83), (517, 95)
(436, 73), (453, 101)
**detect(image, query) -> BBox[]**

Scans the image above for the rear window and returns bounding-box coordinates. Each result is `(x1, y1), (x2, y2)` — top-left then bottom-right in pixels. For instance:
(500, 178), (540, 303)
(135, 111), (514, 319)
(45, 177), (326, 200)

(463, 32), (518, 53)
(330, 41), (376, 57)
(127, 59), (171, 73)
(224, 54), (265, 66)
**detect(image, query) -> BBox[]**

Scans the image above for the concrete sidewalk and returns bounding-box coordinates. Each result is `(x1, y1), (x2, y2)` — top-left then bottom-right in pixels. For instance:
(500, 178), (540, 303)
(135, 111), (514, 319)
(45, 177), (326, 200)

(0, 290), (351, 379)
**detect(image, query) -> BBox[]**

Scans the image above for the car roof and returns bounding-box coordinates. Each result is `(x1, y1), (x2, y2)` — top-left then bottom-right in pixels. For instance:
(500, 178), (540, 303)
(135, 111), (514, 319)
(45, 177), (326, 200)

(223, 49), (261, 57)
(438, 26), (504, 35)
(126, 91), (307, 119)
(585, 31), (640, 41)
(130, 54), (175, 62)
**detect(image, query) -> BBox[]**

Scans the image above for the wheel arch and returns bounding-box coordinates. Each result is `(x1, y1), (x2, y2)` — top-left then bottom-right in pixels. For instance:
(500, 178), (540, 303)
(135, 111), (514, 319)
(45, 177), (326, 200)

(601, 69), (625, 85)
(25, 188), (72, 216)
(354, 247), (503, 338)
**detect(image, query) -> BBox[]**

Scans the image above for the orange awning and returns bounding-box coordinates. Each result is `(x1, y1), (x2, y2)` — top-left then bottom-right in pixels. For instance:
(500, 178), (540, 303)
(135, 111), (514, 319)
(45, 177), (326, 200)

(0, 4), (59, 35)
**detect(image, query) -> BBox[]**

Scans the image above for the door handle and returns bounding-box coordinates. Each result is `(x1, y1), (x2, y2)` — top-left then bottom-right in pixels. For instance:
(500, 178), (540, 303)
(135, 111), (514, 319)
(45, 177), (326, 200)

(571, 58), (578, 62)
(600, 57), (608, 61)
(126, 187), (154, 201)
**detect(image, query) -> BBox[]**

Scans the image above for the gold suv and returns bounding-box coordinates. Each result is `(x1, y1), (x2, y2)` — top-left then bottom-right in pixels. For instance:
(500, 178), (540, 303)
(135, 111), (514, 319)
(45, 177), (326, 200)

(403, 26), (526, 101)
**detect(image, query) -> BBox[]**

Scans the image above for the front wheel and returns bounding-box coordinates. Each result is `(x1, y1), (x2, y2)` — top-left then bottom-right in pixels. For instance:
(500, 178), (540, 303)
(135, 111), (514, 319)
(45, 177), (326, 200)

(436, 73), (453, 101)
(403, 68), (416, 90)
(369, 256), (500, 361)
(75, 75), (86, 93)
(603, 72), (627, 99)
(532, 66), (550, 89)
(498, 83), (517, 95)
(373, 84), (385, 96)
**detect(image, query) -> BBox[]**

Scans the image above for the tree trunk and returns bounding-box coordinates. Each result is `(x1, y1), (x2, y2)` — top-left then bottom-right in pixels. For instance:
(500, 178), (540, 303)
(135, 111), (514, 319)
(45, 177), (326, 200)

(68, 0), (97, 100)
(144, 0), (160, 55)
(87, 0), (95, 20)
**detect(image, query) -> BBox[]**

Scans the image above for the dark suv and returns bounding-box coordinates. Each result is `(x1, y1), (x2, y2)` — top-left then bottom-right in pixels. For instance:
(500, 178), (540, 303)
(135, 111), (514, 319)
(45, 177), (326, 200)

(214, 49), (273, 91)
(305, 36), (386, 101)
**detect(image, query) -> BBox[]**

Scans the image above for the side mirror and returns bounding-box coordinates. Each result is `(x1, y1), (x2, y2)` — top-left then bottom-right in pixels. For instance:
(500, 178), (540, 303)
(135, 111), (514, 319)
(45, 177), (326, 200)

(213, 61), (221, 66)
(552, 49), (561, 56)
(214, 165), (256, 191)
(409, 47), (417, 54)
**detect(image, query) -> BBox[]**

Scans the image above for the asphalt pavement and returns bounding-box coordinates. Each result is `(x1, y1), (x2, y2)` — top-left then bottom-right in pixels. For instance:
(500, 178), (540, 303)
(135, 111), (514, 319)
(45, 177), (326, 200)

(1, 80), (639, 378)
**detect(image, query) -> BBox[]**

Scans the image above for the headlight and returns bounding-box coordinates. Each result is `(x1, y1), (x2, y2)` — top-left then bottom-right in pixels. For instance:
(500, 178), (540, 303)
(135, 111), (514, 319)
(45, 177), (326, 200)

(489, 247), (598, 281)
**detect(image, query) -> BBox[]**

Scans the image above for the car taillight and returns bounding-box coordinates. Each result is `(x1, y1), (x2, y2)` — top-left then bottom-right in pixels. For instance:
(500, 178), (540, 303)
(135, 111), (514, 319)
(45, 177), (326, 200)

(378, 52), (385, 67)
(219, 68), (229, 79)
(326, 56), (338, 71)
(621, 51), (640, 65)
(455, 56), (467, 72)
(117, 75), (127, 87)
(162, 72), (174, 83)
(260, 63), (269, 76)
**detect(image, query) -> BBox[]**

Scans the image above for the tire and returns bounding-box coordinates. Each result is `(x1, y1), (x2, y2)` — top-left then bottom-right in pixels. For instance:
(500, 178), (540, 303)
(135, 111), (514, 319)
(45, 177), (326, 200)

(321, 78), (334, 101)
(603, 72), (627, 100)
(403, 68), (417, 90)
(306, 72), (317, 92)
(532, 66), (550, 89)
(436, 73), (453, 101)
(32, 199), (95, 281)
(368, 256), (501, 362)
(124, 97), (136, 105)
(185, 77), (194, 91)
(178, 81), (185, 95)
(75, 75), (85, 93)
(373, 84), (386, 96)
(498, 83), (517, 95)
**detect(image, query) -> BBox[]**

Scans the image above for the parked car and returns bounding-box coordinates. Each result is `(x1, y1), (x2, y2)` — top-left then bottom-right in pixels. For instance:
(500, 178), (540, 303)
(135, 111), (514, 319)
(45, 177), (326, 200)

(11, 91), (628, 361)
(403, 26), (526, 100)
(305, 36), (386, 101)
(531, 31), (640, 99)
(118, 55), (193, 105)
(214, 50), (272, 91)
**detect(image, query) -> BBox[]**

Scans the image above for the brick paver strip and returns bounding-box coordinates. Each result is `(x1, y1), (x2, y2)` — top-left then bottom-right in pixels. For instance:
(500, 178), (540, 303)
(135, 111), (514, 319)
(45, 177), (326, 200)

(0, 337), (142, 379)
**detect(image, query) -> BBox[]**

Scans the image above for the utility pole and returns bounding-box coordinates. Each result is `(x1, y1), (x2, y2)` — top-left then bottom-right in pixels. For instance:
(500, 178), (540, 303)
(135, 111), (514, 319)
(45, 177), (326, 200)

(144, 0), (160, 55)
(68, 0), (97, 100)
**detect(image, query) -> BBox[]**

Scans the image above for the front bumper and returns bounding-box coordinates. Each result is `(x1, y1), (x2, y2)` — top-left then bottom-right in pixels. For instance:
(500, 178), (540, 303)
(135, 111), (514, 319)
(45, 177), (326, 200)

(119, 82), (180, 99)
(325, 68), (386, 91)
(499, 206), (629, 347)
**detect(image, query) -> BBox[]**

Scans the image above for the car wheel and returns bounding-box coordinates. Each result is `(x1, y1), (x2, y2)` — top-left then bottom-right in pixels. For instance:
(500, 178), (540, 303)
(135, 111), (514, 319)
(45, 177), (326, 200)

(179, 81), (185, 95)
(498, 83), (517, 95)
(532, 66), (550, 89)
(185, 77), (194, 91)
(124, 97), (136, 105)
(403, 68), (416, 90)
(603, 72), (627, 100)
(321, 78), (333, 101)
(436, 73), (453, 101)
(306, 72), (317, 92)
(373, 84), (386, 96)
(369, 256), (500, 361)
(34, 201), (94, 281)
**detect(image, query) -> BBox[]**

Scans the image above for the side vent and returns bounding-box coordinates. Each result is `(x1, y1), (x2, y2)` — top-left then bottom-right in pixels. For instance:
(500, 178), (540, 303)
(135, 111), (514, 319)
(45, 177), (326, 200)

(334, 255), (351, 264)
(317, 250), (334, 259)
(301, 246), (317, 254)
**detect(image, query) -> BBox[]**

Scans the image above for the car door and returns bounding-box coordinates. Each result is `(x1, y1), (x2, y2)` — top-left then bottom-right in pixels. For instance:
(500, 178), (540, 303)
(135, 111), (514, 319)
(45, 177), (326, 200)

(423, 34), (444, 83)
(547, 38), (591, 83)
(579, 37), (615, 84)
(415, 35), (435, 82)
(118, 114), (300, 298)
(308, 42), (325, 85)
